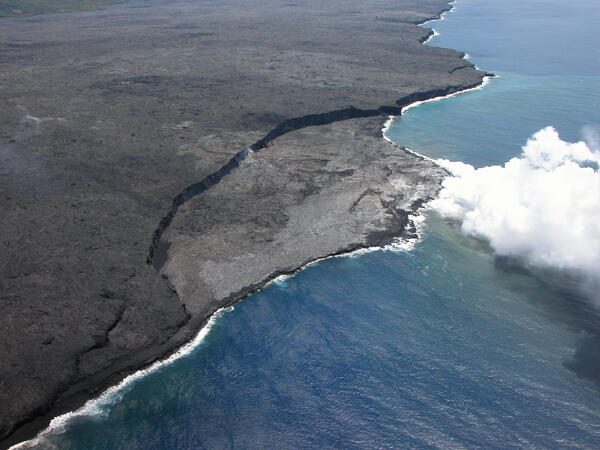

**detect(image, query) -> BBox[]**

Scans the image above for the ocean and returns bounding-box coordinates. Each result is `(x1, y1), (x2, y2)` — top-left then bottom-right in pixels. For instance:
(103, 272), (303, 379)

(23, 0), (600, 448)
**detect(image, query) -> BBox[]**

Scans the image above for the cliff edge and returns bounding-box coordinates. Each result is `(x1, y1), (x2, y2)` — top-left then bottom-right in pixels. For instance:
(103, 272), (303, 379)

(0, 0), (484, 446)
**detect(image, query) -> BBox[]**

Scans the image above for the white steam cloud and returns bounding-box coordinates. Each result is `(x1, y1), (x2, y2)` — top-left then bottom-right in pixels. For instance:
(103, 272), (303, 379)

(582, 124), (600, 151)
(431, 126), (600, 288)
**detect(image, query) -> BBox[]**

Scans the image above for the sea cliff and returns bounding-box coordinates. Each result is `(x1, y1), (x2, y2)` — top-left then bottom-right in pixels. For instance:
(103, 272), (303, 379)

(0, 0), (485, 446)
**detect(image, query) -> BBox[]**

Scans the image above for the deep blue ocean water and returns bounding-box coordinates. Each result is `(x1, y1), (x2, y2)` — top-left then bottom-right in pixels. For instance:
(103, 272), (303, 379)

(28, 0), (600, 448)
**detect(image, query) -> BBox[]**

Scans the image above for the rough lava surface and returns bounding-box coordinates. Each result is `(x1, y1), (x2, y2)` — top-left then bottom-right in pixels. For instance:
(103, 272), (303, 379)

(163, 117), (447, 318)
(0, 0), (485, 445)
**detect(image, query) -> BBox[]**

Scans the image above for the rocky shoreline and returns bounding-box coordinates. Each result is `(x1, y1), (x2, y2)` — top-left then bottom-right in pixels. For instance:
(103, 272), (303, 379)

(0, 0), (485, 447)
(147, 82), (486, 267)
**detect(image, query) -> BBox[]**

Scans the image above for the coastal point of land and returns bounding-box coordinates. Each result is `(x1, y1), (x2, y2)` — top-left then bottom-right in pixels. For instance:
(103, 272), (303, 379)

(0, 0), (485, 446)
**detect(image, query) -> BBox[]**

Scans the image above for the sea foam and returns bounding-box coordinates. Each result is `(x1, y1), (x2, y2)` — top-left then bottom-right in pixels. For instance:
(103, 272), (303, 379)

(10, 308), (231, 449)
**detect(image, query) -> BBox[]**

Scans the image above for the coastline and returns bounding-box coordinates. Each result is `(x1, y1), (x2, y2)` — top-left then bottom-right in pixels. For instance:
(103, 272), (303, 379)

(18, 0), (600, 446)
(0, 0), (488, 447)
(384, 0), (495, 164)
(382, 74), (494, 164)
(8, 90), (489, 450)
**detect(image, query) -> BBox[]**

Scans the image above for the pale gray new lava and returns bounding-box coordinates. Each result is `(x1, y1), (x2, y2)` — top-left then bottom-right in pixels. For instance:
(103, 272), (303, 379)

(162, 117), (447, 317)
(0, 0), (484, 446)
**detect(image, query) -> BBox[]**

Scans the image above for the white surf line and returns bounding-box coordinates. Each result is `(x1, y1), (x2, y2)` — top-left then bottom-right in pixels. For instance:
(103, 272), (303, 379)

(383, 0), (494, 160)
(10, 307), (232, 450)
(17, 220), (421, 447)
(384, 0), (494, 158)
(381, 75), (494, 242)
(426, 0), (456, 24)
(341, 2), (494, 258)
(12, 160), (435, 448)
(422, 29), (439, 45)
(268, 80), (498, 288)
(9, 3), (482, 445)
(419, 0), (495, 75)
(419, 1), (454, 44)
(268, 234), (423, 288)
(268, 207), (436, 286)
(379, 0), (497, 254)
(268, 229), (428, 287)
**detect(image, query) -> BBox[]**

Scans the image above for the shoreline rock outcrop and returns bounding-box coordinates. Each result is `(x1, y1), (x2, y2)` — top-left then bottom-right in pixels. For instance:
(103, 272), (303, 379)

(0, 0), (484, 446)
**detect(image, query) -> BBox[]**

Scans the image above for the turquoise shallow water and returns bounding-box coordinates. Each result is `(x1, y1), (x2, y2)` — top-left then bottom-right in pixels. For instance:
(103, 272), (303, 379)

(30, 0), (600, 448)
(388, 0), (600, 168)
(388, 74), (600, 166)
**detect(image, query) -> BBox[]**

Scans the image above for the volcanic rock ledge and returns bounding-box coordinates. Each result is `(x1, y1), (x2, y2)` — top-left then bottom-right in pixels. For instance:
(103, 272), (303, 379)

(0, 0), (485, 446)
(162, 117), (447, 318)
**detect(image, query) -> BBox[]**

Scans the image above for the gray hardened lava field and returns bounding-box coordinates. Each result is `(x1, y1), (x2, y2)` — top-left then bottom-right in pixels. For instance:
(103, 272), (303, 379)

(0, 0), (485, 445)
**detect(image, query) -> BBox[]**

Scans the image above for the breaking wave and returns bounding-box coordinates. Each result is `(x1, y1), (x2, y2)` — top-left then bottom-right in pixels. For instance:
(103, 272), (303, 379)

(10, 308), (231, 449)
